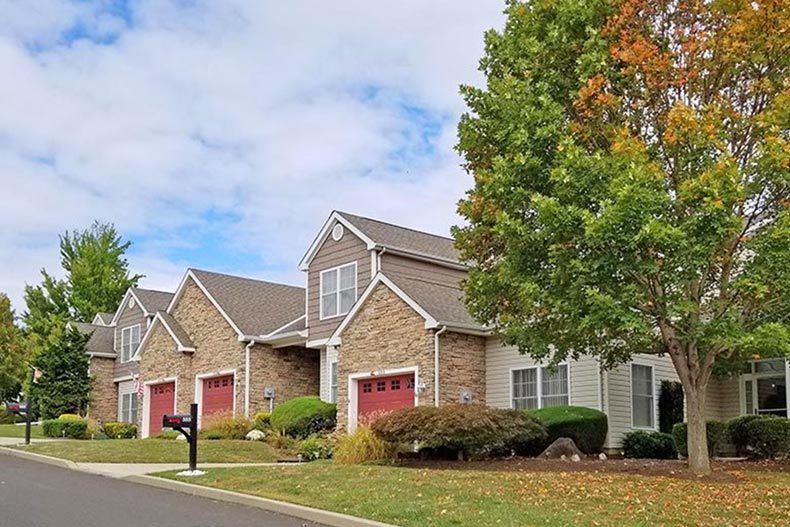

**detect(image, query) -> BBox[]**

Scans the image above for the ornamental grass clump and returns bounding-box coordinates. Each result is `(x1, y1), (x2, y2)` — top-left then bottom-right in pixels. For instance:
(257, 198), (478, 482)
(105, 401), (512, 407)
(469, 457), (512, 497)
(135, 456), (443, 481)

(371, 404), (546, 459)
(201, 411), (252, 440)
(333, 426), (396, 465)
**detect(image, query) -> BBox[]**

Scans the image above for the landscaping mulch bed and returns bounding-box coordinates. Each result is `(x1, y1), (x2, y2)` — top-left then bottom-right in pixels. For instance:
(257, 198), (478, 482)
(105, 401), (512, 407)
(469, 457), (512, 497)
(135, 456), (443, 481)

(396, 456), (790, 483)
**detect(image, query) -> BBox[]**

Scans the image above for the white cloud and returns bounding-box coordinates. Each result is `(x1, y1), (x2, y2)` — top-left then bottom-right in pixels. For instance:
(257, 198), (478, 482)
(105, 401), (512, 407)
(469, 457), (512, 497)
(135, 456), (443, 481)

(0, 0), (504, 313)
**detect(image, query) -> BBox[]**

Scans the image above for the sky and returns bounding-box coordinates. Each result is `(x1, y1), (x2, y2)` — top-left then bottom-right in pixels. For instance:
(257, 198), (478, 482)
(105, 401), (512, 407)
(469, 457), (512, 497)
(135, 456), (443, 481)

(0, 0), (505, 314)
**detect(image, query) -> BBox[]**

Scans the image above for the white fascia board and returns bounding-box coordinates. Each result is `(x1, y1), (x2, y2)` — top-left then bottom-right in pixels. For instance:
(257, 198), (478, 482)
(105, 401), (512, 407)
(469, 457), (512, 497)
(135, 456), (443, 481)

(166, 269), (244, 338)
(327, 273), (438, 344)
(298, 211), (376, 271)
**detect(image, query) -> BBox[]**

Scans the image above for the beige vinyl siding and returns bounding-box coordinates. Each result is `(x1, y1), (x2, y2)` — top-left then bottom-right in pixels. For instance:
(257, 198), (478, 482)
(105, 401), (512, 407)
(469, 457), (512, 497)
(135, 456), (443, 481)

(706, 376), (742, 421)
(485, 338), (600, 410)
(306, 221), (371, 342)
(319, 346), (339, 402)
(380, 253), (467, 286)
(605, 354), (679, 449)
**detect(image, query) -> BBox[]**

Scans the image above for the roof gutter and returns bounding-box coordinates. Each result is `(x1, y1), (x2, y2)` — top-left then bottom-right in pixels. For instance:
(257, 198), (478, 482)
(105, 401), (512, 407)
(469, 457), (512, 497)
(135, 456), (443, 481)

(434, 325), (447, 407)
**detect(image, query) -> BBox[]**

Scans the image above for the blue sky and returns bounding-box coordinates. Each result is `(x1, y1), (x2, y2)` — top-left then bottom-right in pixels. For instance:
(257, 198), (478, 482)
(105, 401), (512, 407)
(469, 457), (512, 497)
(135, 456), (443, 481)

(0, 0), (505, 312)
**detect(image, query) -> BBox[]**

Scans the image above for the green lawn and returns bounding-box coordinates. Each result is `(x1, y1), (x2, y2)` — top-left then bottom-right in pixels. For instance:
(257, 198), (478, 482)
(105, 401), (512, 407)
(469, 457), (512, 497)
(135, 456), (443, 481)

(0, 424), (43, 438)
(158, 462), (790, 527)
(13, 439), (281, 463)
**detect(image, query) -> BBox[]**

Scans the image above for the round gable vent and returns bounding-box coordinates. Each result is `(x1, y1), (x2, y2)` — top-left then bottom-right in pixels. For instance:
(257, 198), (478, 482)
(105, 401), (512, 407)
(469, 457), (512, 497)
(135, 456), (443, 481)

(128, 296), (135, 309)
(331, 223), (344, 241)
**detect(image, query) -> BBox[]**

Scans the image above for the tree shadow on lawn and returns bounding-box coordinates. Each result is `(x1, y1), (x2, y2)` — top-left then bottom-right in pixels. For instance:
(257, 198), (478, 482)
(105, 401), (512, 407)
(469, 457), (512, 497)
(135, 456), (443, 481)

(394, 456), (790, 483)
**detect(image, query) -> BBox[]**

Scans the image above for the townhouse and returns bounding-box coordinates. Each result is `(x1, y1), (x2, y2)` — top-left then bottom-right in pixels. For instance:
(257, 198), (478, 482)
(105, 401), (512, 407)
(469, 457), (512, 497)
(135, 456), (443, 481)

(78, 210), (786, 448)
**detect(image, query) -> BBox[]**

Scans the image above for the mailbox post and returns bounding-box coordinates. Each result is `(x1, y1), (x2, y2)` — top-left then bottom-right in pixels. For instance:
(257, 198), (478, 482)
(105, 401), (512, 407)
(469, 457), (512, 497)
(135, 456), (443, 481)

(5, 400), (32, 445)
(163, 403), (199, 472)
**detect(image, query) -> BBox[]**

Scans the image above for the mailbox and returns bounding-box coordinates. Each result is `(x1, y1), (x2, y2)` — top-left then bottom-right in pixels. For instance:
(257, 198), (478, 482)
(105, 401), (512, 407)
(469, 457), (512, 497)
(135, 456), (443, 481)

(6, 403), (27, 414)
(163, 403), (199, 473)
(163, 414), (193, 428)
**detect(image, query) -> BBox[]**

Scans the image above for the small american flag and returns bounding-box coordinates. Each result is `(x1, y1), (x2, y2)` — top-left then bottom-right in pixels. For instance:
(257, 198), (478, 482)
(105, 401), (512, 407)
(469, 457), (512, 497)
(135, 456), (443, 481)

(134, 375), (144, 396)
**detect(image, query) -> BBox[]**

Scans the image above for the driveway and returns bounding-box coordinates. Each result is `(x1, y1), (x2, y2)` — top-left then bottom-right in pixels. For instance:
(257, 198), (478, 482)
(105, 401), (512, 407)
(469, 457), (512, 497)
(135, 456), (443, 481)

(0, 454), (325, 527)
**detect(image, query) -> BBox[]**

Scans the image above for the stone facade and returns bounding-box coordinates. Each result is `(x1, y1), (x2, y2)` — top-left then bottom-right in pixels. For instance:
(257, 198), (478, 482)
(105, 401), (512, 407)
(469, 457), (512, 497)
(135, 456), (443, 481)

(88, 356), (117, 424)
(438, 331), (486, 406)
(335, 283), (486, 430)
(248, 344), (320, 416)
(139, 277), (320, 433)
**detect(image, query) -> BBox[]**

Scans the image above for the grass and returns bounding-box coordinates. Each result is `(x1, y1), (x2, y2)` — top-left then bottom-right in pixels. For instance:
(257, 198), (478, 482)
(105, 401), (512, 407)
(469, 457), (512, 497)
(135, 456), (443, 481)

(157, 462), (790, 527)
(12, 439), (281, 463)
(0, 424), (44, 438)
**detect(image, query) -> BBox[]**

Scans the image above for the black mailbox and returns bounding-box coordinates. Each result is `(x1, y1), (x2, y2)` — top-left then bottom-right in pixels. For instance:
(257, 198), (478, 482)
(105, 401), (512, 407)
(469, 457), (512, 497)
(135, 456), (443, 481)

(162, 403), (199, 472)
(6, 403), (27, 414)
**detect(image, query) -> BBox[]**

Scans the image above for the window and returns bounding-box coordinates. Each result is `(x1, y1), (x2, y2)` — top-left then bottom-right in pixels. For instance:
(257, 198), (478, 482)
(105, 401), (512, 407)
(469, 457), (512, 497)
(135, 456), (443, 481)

(320, 263), (356, 319)
(329, 361), (338, 403)
(511, 365), (569, 410)
(120, 325), (141, 362)
(631, 364), (655, 429)
(120, 392), (138, 424)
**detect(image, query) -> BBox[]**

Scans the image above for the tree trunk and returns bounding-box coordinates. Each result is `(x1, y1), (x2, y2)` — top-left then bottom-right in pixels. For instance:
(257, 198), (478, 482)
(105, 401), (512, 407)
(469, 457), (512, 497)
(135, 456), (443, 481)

(684, 386), (711, 475)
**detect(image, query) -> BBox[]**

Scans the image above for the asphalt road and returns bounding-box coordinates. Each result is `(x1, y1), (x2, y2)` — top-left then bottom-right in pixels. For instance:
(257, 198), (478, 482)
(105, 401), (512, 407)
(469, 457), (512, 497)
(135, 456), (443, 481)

(0, 454), (324, 527)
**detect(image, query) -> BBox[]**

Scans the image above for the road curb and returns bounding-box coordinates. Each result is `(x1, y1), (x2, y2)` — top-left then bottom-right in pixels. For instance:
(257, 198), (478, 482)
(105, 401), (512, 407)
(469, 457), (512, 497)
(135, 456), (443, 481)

(0, 446), (79, 470)
(125, 474), (398, 527)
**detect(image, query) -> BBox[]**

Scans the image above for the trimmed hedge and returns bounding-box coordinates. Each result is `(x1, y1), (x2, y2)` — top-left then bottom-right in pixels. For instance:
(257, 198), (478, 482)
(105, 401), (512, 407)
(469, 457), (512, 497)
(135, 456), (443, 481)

(42, 418), (88, 439)
(526, 406), (608, 454)
(622, 430), (677, 459)
(270, 396), (337, 438)
(671, 421), (726, 458)
(103, 422), (138, 439)
(371, 404), (547, 459)
(728, 415), (790, 459)
(727, 415), (763, 456)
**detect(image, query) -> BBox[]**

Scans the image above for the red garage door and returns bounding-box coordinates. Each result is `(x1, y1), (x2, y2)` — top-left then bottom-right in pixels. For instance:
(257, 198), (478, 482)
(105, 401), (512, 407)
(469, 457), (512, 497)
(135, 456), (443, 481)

(202, 375), (234, 417)
(149, 382), (175, 436)
(357, 373), (415, 423)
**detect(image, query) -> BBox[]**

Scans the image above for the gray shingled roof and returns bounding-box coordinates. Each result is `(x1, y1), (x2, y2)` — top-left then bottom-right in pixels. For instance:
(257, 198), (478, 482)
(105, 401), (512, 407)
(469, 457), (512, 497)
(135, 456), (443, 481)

(338, 211), (461, 264)
(384, 272), (484, 330)
(267, 316), (306, 337)
(157, 311), (195, 349)
(73, 322), (116, 355)
(190, 269), (306, 337)
(94, 312), (113, 325)
(133, 288), (174, 314)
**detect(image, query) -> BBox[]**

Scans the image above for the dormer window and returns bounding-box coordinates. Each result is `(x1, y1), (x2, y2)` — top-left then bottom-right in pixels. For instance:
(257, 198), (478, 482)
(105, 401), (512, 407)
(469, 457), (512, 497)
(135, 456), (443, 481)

(320, 262), (357, 319)
(120, 325), (141, 362)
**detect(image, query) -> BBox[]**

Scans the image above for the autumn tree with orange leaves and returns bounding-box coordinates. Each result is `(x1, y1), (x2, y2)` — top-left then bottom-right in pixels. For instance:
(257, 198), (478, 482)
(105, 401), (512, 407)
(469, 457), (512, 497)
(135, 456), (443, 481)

(456, 0), (790, 475)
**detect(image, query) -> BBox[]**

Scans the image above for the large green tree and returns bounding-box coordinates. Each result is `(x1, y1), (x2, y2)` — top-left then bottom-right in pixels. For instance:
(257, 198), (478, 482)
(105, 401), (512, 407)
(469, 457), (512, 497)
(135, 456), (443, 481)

(456, 0), (790, 475)
(0, 293), (26, 402)
(60, 221), (143, 322)
(29, 327), (92, 419)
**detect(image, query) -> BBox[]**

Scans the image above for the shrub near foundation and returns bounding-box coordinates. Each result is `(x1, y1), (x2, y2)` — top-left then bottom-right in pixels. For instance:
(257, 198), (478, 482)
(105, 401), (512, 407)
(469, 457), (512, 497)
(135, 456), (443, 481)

(526, 406), (608, 454)
(371, 404), (547, 459)
(42, 418), (88, 439)
(622, 431), (677, 459)
(671, 421), (726, 457)
(270, 397), (336, 439)
(103, 422), (138, 439)
(744, 416), (790, 459)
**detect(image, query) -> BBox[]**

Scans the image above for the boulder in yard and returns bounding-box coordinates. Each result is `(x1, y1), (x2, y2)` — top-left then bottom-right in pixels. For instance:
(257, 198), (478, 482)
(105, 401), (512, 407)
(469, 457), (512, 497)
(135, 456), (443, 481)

(539, 437), (584, 459)
(246, 429), (266, 441)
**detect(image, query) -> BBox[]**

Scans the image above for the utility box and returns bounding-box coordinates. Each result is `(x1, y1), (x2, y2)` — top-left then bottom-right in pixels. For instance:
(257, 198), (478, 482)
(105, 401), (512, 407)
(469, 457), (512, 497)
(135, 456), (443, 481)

(459, 390), (473, 404)
(263, 387), (275, 399)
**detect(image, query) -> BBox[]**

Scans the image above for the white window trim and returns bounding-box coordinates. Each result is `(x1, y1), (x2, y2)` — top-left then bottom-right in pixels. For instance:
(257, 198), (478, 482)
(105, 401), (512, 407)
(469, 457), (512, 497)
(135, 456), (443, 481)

(194, 369), (237, 428)
(141, 377), (178, 439)
(508, 362), (571, 410)
(120, 324), (141, 363)
(630, 362), (657, 431)
(319, 261), (357, 321)
(348, 366), (419, 433)
(739, 359), (790, 417)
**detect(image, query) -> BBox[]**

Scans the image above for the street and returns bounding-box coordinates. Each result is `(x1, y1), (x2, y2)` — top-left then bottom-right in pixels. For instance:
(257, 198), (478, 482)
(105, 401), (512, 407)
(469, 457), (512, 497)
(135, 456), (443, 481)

(0, 454), (324, 527)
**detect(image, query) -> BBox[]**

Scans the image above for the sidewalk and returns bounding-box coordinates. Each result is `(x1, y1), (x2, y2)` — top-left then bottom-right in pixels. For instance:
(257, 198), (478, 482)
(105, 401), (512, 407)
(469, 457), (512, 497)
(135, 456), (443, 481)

(0, 437), (62, 446)
(78, 461), (280, 478)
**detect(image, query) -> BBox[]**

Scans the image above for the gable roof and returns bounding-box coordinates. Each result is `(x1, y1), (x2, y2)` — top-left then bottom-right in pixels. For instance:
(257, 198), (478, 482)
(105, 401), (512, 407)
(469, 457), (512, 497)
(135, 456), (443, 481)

(91, 312), (114, 326)
(168, 269), (306, 339)
(328, 271), (488, 345)
(133, 311), (195, 358)
(298, 211), (464, 271)
(110, 287), (174, 326)
(72, 322), (116, 358)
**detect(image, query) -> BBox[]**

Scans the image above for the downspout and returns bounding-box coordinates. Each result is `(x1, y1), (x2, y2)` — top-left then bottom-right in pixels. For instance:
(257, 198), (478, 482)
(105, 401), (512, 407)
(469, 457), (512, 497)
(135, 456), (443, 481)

(377, 247), (387, 271)
(433, 325), (447, 407)
(244, 341), (254, 418)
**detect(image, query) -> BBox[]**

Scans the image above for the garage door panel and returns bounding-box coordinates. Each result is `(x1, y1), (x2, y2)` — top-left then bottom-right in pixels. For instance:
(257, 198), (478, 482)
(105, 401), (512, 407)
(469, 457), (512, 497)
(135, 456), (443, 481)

(148, 382), (175, 436)
(202, 375), (234, 418)
(358, 373), (415, 421)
